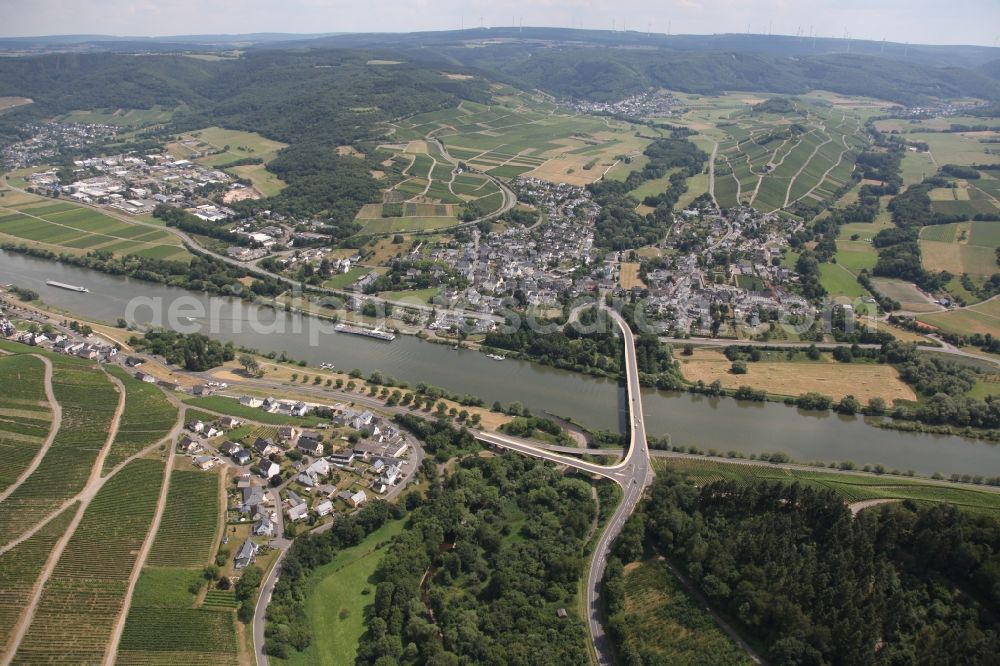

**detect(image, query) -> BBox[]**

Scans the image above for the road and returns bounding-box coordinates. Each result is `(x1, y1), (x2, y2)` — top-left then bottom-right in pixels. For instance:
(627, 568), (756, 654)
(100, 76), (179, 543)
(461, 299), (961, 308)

(476, 306), (653, 666)
(3, 180), (507, 328)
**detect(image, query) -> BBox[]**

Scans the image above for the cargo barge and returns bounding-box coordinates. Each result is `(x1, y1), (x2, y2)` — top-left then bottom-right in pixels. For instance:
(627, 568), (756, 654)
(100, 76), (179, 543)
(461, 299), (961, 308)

(334, 323), (395, 341)
(45, 281), (89, 293)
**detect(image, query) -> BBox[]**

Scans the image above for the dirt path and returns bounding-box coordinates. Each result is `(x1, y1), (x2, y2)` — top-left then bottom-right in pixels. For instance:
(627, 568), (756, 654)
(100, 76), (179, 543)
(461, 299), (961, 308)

(784, 130), (833, 208)
(0, 203), (173, 252)
(849, 498), (900, 517)
(0, 355), (61, 503)
(796, 133), (852, 204)
(707, 140), (719, 208)
(102, 430), (177, 665)
(3, 392), (184, 664)
(1, 372), (127, 664)
(1, 501), (86, 666)
(0, 371), (126, 555)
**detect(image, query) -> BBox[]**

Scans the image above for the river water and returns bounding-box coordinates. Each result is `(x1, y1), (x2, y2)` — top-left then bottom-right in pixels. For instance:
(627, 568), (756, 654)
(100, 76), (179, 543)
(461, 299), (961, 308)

(2, 249), (998, 477)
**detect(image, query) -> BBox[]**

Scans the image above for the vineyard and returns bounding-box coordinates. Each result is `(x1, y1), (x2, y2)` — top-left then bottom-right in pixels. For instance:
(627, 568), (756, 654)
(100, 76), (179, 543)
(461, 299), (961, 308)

(0, 505), (76, 661)
(117, 608), (239, 666)
(0, 354), (120, 544)
(118, 466), (238, 665)
(0, 354), (51, 493)
(146, 469), (220, 568)
(102, 366), (178, 474)
(618, 558), (753, 665)
(12, 458), (164, 665)
(656, 458), (1000, 513)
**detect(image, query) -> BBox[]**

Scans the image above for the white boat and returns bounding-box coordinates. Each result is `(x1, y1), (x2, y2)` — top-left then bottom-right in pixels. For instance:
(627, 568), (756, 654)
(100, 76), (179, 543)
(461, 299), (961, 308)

(45, 280), (89, 293)
(487, 353), (506, 361)
(320, 362), (336, 370)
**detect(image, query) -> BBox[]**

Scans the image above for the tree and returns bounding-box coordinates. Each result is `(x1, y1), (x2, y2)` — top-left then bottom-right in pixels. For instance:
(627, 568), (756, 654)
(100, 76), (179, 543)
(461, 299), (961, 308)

(731, 360), (748, 375)
(239, 354), (260, 377)
(837, 394), (861, 415)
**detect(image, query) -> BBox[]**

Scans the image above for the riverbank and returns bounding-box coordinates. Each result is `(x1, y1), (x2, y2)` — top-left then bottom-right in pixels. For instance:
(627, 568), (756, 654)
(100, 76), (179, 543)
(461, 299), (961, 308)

(3, 248), (1000, 477)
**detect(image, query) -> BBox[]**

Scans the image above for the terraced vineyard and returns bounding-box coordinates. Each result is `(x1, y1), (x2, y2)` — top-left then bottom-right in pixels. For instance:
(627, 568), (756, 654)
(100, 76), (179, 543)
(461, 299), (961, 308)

(0, 349), (120, 544)
(393, 93), (649, 186)
(12, 458), (165, 665)
(0, 354), (52, 493)
(102, 366), (178, 473)
(655, 458), (1000, 513)
(360, 136), (506, 234)
(0, 505), (76, 661)
(680, 97), (869, 213)
(146, 469), (220, 568)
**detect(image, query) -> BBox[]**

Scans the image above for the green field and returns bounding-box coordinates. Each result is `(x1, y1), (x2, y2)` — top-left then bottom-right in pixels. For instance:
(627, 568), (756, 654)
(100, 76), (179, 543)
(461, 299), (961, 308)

(0, 354), (52, 494)
(870, 277), (938, 312)
(118, 468), (236, 666)
(909, 131), (1000, 168)
(656, 458), (1000, 513)
(919, 298), (1000, 337)
(358, 215), (464, 234)
(819, 262), (867, 298)
(102, 366), (178, 473)
(0, 192), (190, 261)
(13, 458), (165, 664)
(900, 151), (937, 186)
(169, 126), (288, 197)
(377, 287), (440, 304)
(147, 469), (220, 568)
(272, 519), (406, 666)
(919, 221), (1000, 280)
(181, 395), (326, 426)
(618, 558), (753, 666)
(0, 345), (121, 543)
(834, 240), (878, 274)
(118, 607), (240, 665)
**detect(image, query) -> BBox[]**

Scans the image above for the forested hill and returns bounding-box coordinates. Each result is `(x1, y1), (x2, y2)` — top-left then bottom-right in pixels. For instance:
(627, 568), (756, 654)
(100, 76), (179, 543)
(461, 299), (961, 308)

(0, 50), (487, 146)
(452, 47), (1000, 104)
(266, 28), (1000, 69)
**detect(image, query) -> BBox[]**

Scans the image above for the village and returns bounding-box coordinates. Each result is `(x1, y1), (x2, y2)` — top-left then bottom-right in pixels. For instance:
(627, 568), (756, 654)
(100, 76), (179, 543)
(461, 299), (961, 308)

(639, 203), (819, 336)
(0, 295), (421, 577)
(572, 90), (683, 117)
(1, 120), (120, 169)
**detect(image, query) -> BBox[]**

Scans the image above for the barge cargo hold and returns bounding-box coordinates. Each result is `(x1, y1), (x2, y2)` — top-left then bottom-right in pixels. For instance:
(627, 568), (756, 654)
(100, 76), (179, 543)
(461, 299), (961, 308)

(333, 323), (395, 341)
(45, 281), (89, 293)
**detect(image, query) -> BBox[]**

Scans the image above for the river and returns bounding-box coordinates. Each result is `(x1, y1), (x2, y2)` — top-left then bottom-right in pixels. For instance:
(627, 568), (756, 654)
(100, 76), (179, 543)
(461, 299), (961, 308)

(2, 249), (998, 477)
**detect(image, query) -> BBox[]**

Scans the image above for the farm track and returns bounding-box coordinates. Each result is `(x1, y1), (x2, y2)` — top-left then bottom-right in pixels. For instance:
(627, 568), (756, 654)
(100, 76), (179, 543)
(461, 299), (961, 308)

(2, 387), (185, 665)
(796, 133), (853, 204)
(1, 372), (126, 665)
(101, 411), (180, 666)
(0, 203), (175, 251)
(707, 140), (719, 207)
(784, 130), (833, 208)
(0, 356), (60, 503)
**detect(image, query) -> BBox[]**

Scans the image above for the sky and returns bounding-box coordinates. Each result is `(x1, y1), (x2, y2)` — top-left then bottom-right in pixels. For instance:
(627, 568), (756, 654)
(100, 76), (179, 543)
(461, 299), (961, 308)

(3, 0), (999, 48)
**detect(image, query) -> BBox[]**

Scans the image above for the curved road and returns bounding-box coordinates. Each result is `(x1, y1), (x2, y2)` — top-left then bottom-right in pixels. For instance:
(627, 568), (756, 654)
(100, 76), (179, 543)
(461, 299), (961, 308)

(477, 306), (653, 666)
